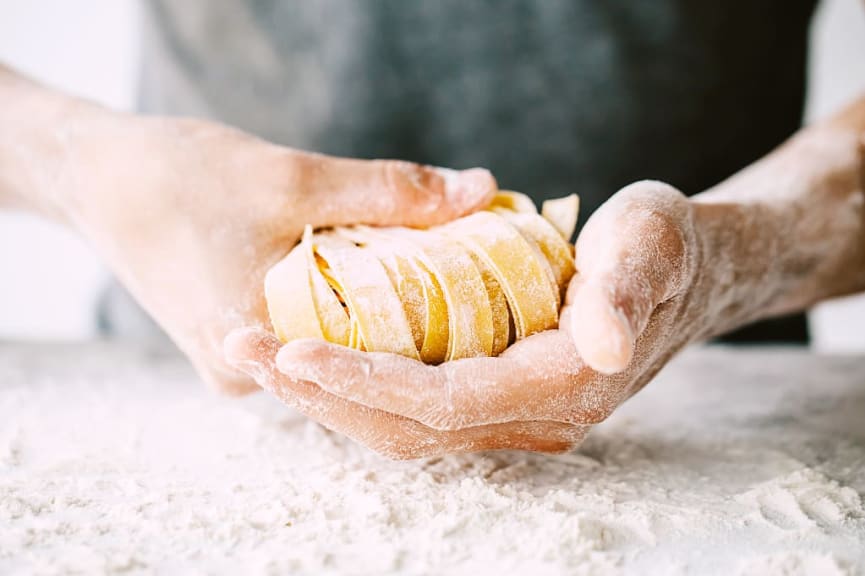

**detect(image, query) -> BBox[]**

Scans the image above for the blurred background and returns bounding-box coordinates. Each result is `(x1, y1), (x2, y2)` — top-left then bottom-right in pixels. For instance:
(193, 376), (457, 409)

(1, 0), (864, 349)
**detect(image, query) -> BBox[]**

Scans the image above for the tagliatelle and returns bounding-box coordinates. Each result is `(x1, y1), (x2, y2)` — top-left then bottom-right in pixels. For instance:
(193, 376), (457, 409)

(265, 191), (579, 363)
(441, 211), (559, 341)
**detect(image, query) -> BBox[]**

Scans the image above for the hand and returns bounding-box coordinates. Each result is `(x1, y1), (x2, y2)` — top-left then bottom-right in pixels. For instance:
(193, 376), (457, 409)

(225, 181), (710, 458)
(2, 73), (496, 394)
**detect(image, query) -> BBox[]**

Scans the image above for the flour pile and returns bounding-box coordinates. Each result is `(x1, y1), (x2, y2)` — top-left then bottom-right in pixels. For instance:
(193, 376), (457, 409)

(1, 344), (863, 575)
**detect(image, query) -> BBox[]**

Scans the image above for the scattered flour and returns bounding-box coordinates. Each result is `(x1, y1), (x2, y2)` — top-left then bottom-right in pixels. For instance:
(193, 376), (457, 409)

(0, 343), (864, 575)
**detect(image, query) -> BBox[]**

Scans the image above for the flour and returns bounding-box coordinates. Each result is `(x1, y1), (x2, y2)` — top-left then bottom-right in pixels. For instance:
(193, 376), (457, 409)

(1, 343), (864, 575)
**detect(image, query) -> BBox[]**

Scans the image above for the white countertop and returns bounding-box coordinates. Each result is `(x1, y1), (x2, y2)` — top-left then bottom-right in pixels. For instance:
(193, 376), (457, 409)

(1, 343), (863, 575)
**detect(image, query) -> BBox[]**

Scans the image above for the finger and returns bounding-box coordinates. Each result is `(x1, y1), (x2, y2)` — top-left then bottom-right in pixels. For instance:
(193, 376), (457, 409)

(292, 152), (497, 228)
(276, 331), (623, 431)
(225, 328), (585, 458)
(568, 180), (694, 374)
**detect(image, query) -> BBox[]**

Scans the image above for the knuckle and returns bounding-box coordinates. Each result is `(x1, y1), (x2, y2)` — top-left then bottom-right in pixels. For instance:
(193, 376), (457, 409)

(380, 160), (444, 215)
(380, 159), (417, 192)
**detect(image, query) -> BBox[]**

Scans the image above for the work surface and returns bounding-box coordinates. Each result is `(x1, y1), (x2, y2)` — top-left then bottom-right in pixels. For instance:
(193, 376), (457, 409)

(1, 343), (864, 575)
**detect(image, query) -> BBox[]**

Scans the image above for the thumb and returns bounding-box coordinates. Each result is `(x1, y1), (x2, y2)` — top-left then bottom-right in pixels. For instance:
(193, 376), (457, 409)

(567, 180), (694, 374)
(295, 153), (497, 229)
(223, 327), (284, 391)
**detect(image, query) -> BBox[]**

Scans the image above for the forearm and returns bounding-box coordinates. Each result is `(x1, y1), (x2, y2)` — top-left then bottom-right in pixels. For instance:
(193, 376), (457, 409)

(0, 63), (117, 220)
(692, 96), (865, 338)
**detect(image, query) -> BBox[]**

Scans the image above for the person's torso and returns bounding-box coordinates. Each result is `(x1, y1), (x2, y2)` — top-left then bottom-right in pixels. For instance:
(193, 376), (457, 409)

(111, 0), (816, 344)
(140, 0), (817, 222)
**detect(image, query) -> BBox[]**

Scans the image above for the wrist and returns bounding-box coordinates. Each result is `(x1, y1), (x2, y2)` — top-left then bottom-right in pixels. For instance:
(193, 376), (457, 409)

(690, 120), (865, 338)
(0, 65), (121, 221)
(688, 199), (775, 338)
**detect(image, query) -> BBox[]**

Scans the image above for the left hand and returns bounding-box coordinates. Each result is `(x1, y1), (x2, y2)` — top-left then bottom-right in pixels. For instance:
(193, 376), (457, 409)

(226, 181), (712, 458)
(36, 112), (495, 396)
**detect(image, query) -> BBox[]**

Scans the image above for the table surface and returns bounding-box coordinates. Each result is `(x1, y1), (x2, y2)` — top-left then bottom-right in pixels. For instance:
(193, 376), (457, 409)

(1, 343), (864, 576)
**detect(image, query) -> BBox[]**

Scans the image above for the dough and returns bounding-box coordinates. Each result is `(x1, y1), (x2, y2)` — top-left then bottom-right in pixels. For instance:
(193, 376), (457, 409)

(265, 192), (579, 363)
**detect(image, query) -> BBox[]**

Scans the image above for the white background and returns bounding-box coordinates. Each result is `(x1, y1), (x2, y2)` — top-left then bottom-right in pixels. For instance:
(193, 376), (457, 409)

(1, 0), (864, 348)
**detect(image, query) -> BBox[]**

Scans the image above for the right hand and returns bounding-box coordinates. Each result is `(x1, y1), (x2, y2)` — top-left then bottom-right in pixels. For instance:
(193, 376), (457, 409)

(224, 181), (704, 459)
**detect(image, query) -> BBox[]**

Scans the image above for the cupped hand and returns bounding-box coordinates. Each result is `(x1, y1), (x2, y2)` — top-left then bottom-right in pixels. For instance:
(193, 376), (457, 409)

(62, 112), (495, 394)
(226, 180), (717, 458)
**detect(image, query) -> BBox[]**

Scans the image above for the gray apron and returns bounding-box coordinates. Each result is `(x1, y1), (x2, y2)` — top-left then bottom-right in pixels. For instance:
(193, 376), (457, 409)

(100, 0), (818, 345)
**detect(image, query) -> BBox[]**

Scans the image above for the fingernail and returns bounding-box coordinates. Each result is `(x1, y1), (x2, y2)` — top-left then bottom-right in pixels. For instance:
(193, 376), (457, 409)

(573, 295), (635, 374)
(596, 305), (635, 373)
(443, 168), (497, 214)
(226, 357), (271, 390)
